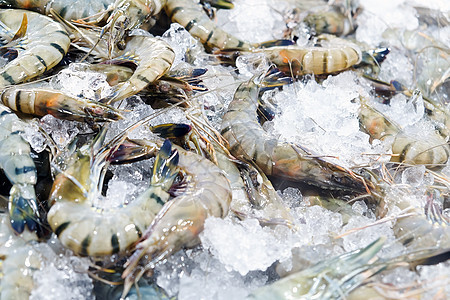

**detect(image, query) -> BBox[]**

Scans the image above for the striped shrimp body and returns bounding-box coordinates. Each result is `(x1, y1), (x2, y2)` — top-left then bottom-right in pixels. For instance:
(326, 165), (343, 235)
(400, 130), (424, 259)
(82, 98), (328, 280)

(121, 140), (232, 297)
(0, 9), (70, 86)
(103, 35), (175, 103)
(0, 0), (112, 21)
(47, 132), (179, 257)
(150, 120), (295, 226)
(255, 35), (362, 76)
(221, 71), (368, 193)
(0, 104), (40, 234)
(1, 86), (123, 122)
(0, 1), (166, 50)
(359, 99), (450, 167)
(249, 237), (386, 300)
(0, 213), (42, 300)
(165, 0), (253, 50)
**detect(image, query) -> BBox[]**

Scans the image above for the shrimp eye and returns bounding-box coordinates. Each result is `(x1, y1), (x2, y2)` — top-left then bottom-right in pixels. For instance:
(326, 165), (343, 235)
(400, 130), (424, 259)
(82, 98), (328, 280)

(117, 40), (126, 50)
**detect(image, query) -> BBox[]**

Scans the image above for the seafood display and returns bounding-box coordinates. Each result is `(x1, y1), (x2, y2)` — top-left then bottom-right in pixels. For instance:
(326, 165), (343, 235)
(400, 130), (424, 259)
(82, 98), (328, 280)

(0, 0), (448, 299)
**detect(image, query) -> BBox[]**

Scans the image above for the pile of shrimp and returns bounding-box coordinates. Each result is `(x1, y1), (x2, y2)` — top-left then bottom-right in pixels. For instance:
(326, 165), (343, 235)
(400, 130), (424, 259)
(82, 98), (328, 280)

(0, 0), (448, 299)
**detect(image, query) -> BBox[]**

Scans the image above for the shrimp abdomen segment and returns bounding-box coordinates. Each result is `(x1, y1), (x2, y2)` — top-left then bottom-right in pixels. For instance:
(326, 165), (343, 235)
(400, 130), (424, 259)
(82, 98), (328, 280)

(0, 9), (70, 86)
(263, 45), (361, 76)
(47, 201), (162, 256)
(106, 36), (175, 103)
(391, 132), (450, 166)
(165, 0), (251, 50)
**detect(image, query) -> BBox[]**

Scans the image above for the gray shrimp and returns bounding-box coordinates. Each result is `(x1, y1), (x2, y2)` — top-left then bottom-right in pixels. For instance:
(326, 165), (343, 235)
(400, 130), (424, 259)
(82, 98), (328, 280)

(221, 70), (369, 193)
(121, 140), (232, 298)
(0, 103), (40, 234)
(54, 17), (175, 103)
(165, 0), (252, 50)
(249, 237), (386, 299)
(359, 97), (450, 167)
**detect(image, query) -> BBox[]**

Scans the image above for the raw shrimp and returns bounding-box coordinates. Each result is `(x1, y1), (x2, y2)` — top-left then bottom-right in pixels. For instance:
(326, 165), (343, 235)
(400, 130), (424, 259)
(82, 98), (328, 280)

(392, 189), (450, 252)
(382, 28), (449, 101)
(150, 119), (295, 227)
(0, 9), (70, 86)
(102, 35), (175, 103)
(255, 34), (362, 76)
(359, 97), (450, 167)
(249, 237), (386, 299)
(121, 140), (232, 297)
(0, 103), (40, 234)
(221, 70), (369, 193)
(0, 0), (166, 52)
(47, 131), (179, 256)
(165, 0), (252, 50)
(1, 86), (123, 122)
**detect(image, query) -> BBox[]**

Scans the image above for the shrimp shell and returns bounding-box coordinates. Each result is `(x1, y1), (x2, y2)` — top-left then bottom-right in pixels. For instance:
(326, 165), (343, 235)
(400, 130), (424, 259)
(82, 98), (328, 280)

(0, 103), (40, 234)
(165, 0), (252, 50)
(103, 35), (175, 103)
(121, 143), (232, 296)
(47, 135), (176, 256)
(256, 36), (362, 76)
(0, 214), (41, 300)
(221, 73), (368, 192)
(0, 9), (70, 86)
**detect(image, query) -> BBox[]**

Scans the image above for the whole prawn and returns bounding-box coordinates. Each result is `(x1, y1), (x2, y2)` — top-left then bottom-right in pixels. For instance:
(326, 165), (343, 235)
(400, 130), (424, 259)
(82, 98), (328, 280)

(1, 85), (123, 122)
(47, 130), (179, 257)
(359, 97), (450, 167)
(249, 237), (386, 299)
(120, 139), (232, 298)
(221, 69), (369, 193)
(0, 103), (40, 234)
(0, 9), (70, 86)
(53, 15), (176, 103)
(102, 35), (175, 103)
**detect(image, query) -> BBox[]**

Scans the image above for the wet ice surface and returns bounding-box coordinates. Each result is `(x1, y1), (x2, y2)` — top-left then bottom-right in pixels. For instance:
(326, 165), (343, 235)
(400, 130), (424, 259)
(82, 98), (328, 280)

(30, 236), (94, 300)
(267, 72), (390, 168)
(13, 0), (450, 299)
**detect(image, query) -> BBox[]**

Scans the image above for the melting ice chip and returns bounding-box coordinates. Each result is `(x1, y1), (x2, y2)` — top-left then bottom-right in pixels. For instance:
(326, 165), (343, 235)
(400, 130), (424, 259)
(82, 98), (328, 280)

(200, 217), (291, 276)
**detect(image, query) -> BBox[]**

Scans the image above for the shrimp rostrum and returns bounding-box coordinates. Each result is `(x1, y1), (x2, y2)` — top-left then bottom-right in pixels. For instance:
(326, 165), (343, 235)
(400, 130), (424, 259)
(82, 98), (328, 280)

(221, 69), (369, 193)
(1, 0), (167, 52)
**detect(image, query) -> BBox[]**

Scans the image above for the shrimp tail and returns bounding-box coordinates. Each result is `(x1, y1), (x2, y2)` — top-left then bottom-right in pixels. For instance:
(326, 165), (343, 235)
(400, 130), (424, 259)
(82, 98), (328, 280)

(361, 47), (390, 65)
(259, 66), (294, 89)
(108, 139), (158, 165)
(150, 140), (179, 189)
(8, 184), (40, 234)
(150, 123), (192, 139)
